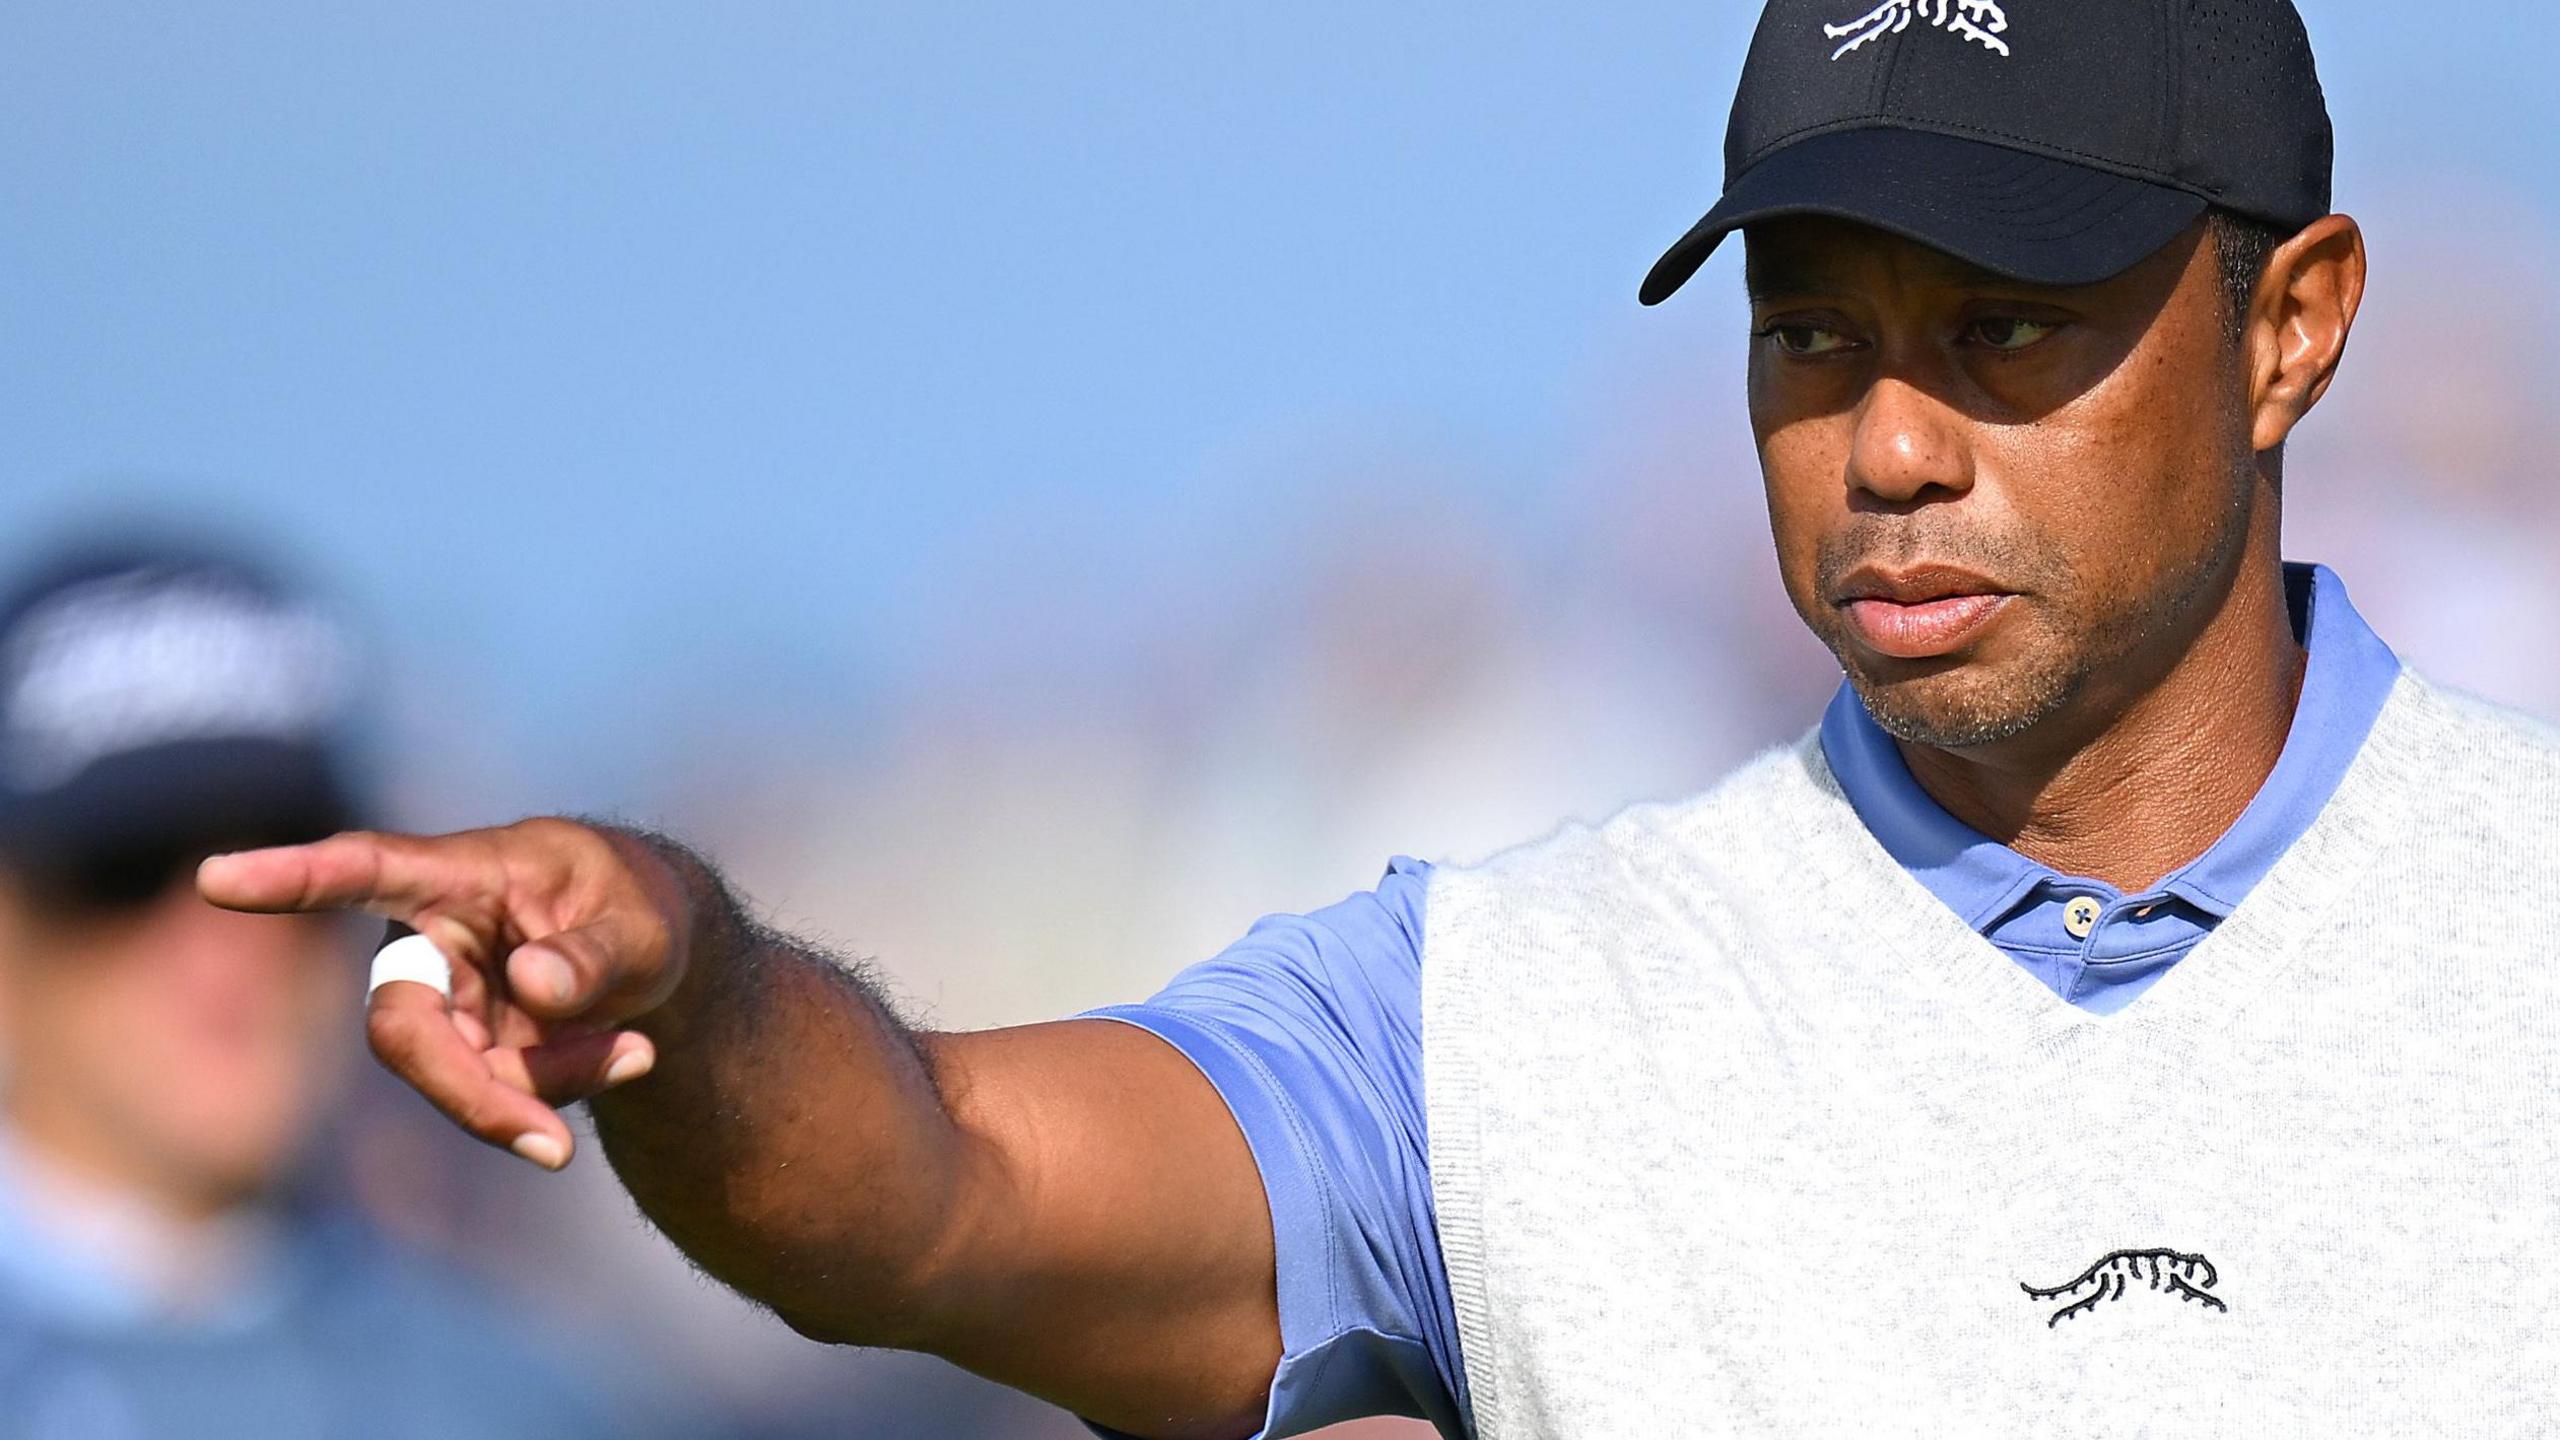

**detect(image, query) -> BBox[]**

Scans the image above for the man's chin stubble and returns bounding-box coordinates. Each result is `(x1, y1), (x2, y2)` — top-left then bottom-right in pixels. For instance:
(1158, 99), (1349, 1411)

(1843, 649), (2091, 752)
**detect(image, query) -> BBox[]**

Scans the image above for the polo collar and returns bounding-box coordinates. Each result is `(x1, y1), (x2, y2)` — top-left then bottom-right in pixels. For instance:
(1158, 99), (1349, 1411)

(1820, 562), (2402, 928)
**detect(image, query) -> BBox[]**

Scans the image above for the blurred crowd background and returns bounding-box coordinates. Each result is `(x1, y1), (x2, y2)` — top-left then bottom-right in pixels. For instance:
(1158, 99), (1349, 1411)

(0, 2), (2551, 1437)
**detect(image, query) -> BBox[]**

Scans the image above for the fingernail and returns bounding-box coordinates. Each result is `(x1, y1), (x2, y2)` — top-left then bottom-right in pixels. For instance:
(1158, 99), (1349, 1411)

(511, 1133), (568, 1170)
(515, 950), (575, 1008)
(604, 1049), (654, 1086)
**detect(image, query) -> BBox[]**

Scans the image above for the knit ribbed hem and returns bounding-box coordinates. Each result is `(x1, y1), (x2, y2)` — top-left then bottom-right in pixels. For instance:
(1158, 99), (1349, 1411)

(1419, 865), (1502, 1440)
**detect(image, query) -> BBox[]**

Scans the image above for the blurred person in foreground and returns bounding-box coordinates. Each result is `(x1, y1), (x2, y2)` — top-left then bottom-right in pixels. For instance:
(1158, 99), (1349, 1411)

(0, 541), (635, 1440)
(199, 3), (2560, 1438)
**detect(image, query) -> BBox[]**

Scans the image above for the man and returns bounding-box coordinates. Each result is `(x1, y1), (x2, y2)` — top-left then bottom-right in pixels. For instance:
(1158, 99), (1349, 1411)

(0, 540), (639, 1440)
(198, 2), (2560, 1435)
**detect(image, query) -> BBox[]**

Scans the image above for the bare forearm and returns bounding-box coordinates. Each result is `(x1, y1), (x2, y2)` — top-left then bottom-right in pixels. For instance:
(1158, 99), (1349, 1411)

(586, 829), (979, 1346)
(203, 818), (1282, 1436)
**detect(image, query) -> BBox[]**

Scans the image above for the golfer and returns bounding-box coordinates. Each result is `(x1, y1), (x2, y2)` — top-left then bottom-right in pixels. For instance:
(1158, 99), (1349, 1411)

(201, 1), (2560, 1434)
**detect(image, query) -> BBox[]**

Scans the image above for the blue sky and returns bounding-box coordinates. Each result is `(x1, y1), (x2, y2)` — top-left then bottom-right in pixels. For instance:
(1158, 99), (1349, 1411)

(0, 2), (2549, 807)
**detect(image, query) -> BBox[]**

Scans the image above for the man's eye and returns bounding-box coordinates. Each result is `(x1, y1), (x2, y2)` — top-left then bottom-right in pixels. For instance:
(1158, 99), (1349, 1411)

(1967, 317), (2059, 351)
(1762, 322), (1852, 356)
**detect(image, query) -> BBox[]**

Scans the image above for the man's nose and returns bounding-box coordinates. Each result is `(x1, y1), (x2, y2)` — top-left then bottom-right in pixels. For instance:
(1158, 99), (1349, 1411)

(1846, 375), (1974, 506)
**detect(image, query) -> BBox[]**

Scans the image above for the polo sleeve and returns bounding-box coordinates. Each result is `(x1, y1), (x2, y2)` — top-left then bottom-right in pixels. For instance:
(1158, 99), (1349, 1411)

(1081, 856), (1469, 1439)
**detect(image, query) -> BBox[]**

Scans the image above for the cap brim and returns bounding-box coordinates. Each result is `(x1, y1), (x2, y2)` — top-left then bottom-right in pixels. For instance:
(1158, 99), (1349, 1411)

(1639, 128), (2209, 305)
(0, 737), (356, 876)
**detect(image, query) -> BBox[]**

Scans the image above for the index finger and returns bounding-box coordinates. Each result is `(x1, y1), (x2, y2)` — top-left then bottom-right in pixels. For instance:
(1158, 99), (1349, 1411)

(197, 830), (495, 919)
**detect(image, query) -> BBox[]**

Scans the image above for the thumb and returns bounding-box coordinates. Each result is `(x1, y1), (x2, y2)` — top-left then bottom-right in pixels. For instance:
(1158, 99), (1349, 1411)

(503, 913), (671, 1025)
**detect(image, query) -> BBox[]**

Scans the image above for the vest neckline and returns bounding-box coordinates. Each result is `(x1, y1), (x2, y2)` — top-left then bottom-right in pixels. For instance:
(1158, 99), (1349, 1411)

(1792, 671), (2430, 1056)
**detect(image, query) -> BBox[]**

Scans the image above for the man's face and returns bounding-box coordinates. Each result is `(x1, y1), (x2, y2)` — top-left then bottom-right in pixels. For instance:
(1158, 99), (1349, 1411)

(1745, 216), (2264, 750)
(0, 860), (356, 1212)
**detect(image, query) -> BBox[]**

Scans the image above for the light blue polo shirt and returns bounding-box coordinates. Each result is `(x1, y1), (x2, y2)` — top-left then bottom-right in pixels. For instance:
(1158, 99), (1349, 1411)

(1089, 561), (2400, 1439)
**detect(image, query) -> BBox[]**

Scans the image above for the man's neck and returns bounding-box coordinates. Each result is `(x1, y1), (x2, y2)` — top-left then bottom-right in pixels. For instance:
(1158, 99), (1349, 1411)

(0, 1103), (281, 1320)
(1896, 556), (2306, 893)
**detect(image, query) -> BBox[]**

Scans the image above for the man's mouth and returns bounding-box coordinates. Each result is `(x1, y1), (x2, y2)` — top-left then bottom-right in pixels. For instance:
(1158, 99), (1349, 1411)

(1834, 565), (2015, 660)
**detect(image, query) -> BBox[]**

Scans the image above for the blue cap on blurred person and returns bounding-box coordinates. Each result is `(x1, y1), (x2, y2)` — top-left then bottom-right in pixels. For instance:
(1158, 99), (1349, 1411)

(0, 539), (362, 902)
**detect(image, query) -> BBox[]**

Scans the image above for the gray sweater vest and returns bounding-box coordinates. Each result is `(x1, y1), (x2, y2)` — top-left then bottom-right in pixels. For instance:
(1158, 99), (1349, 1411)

(1424, 673), (2560, 1436)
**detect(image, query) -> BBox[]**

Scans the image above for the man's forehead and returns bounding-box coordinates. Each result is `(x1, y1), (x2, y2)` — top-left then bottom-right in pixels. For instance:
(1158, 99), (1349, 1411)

(1742, 217), (2055, 299)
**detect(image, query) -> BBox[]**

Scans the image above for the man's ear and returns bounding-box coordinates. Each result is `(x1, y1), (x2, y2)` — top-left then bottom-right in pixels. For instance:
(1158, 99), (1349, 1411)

(2247, 214), (2366, 453)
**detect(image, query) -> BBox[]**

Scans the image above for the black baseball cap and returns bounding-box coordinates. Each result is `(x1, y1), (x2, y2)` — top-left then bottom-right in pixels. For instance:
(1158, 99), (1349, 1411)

(0, 540), (362, 900)
(1640, 0), (2334, 304)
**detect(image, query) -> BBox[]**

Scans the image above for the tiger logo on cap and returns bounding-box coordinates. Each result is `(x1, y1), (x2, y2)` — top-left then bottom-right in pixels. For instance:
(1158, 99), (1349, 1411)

(1825, 0), (2011, 61)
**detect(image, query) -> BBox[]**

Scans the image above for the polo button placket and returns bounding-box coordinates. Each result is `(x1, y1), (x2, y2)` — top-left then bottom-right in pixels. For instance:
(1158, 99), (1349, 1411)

(2062, 895), (2103, 941)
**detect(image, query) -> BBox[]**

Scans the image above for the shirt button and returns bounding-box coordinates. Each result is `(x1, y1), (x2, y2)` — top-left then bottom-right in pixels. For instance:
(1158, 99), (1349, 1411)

(2063, 896), (2102, 940)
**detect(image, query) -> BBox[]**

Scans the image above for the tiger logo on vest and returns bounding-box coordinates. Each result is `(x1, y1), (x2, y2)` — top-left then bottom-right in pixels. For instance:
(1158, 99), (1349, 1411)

(2021, 1248), (2226, 1327)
